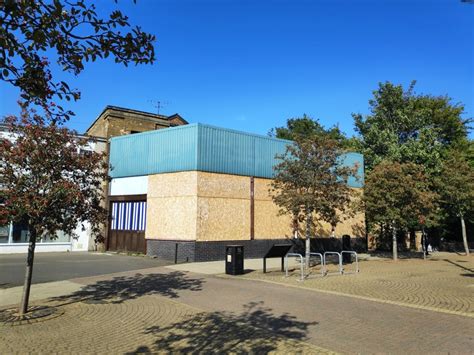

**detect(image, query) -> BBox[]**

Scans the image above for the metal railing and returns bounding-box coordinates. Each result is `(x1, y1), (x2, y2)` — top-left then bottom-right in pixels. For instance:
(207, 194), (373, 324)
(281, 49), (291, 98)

(284, 253), (305, 281)
(284, 250), (358, 280)
(309, 252), (325, 277)
(323, 251), (343, 275)
(341, 251), (359, 274)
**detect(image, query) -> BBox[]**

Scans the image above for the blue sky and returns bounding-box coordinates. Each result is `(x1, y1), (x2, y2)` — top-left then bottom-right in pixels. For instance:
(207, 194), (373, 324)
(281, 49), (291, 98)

(1, 0), (473, 137)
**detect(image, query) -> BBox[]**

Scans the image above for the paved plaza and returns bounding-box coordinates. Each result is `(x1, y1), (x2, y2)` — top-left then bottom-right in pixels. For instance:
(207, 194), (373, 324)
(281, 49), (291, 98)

(241, 252), (474, 317)
(0, 252), (473, 353)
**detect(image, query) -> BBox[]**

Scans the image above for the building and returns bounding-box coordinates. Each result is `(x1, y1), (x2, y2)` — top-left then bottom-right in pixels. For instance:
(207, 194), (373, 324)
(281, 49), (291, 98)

(0, 124), (107, 254)
(107, 123), (365, 262)
(85, 105), (188, 139)
(0, 105), (187, 254)
(85, 105), (189, 252)
(1, 105), (365, 259)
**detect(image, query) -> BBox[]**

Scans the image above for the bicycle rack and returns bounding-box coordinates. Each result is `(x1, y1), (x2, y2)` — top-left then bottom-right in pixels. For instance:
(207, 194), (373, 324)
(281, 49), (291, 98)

(308, 252), (325, 277)
(323, 251), (343, 275)
(285, 253), (305, 281)
(341, 251), (359, 274)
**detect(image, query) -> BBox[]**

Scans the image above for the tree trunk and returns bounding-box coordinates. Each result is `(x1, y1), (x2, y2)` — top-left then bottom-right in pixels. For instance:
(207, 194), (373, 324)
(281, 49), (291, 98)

(305, 209), (312, 272)
(461, 215), (469, 256)
(19, 229), (37, 317)
(422, 230), (426, 260)
(392, 223), (398, 261)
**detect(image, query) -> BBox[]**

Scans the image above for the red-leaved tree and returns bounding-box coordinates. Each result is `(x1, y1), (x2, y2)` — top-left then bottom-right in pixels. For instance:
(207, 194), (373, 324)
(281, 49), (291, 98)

(0, 106), (108, 317)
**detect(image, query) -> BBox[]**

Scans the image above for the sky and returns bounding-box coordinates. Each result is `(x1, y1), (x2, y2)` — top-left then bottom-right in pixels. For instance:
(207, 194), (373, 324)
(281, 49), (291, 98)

(0, 0), (473, 137)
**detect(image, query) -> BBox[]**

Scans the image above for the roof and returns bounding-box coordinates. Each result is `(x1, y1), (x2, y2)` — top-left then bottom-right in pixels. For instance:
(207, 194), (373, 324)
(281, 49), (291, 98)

(109, 123), (364, 187)
(85, 105), (188, 134)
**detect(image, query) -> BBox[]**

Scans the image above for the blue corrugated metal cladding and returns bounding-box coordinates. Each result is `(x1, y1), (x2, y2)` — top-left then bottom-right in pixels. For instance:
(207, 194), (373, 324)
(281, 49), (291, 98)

(109, 123), (364, 188)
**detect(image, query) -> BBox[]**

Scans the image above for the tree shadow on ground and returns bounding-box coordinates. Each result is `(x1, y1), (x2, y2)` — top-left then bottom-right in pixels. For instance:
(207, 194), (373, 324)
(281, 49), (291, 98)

(126, 301), (318, 354)
(444, 259), (474, 277)
(367, 251), (426, 259)
(50, 271), (204, 305)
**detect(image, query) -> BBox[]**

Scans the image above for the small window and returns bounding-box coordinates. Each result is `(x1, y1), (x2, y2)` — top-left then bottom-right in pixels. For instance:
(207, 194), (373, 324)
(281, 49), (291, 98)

(12, 222), (29, 243)
(0, 224), (9, 243)
(79, 149), (93, 157)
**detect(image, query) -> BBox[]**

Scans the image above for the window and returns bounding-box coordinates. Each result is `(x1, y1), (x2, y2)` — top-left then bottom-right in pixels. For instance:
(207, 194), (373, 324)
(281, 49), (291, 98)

(0, 221), (71, 244)
(79, 149), (93, 157)
(12, 222), (29, 243)
(41, 230), (71, 243)
(0, 224), (9, 243)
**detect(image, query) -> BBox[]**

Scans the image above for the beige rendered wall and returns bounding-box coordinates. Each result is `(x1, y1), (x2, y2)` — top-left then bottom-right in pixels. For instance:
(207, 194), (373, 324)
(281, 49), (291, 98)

(146, 171), (365, 242)
(146, 171), (198, 241)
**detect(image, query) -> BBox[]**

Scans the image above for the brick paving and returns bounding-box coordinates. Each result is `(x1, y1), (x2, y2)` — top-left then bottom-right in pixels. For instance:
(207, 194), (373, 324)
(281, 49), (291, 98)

(0, 269), (331, 354)
(241, 252), (474, 316)
(0, 295), (331, 354)
(0, 253), (473, 354)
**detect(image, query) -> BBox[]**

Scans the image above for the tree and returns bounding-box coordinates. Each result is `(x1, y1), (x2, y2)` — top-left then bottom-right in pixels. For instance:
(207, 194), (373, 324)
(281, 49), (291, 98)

(439, 152), (474, 255)
(270, 135), (358, 270)
(269, 115), (360, 151)
(0, 0), (155, 122)
(354, 81), (472, 250)
(353, 81), (470, 174)
(269, 115), (344, 140)
(0, 107), (108, 317)
(363, 161), (438, 260)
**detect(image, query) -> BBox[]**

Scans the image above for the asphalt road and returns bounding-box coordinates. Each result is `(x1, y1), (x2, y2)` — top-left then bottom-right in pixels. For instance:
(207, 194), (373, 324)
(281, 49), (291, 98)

(0, 252), (170, 288)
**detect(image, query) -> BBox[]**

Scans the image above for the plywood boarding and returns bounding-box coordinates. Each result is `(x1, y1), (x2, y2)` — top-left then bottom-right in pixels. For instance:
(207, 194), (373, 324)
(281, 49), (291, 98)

(254, 177), (274, 201)
(254, 177), (365, 238)
(146, 171), (365, 243)
(196, 172), (249, 241)
(333, 211), (365, 237)
(146, 196), (197, 241)
(148, 171), (198, 198)
(254, 177), (292, 239)
(196, 197), (250, 241)
(254, 200), (293, 239)
(146, 172), (198, 241)
(197, 171), (249, 199)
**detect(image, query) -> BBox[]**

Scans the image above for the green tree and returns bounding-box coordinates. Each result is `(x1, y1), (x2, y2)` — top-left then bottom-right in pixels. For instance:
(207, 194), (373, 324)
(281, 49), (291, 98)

(353, 81), (470, 173)
(270, 135), (359, 270)
(363, 161), (438, 260)
(460, 139), (474, 168)
(439, 151), (474, 255)
(269, 115), (359, 149)
(0, 107), (108, 317)
(354, 81), (472, 250)
(0, 0), (155, 122)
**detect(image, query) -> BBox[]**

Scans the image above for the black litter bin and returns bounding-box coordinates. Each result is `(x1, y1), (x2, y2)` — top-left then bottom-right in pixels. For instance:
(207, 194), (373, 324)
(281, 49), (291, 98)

(225, 245), (244, 275)
(342, 235), (352, 263)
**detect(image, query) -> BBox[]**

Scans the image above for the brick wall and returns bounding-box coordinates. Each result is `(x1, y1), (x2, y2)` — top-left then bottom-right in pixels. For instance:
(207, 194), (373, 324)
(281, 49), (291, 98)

(147, 236), (367, 263)
(147, 240), (196, 263)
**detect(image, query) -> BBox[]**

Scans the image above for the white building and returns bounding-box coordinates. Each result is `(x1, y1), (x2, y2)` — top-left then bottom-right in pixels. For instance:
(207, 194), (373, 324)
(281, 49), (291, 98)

(0, 124), (107, 254)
